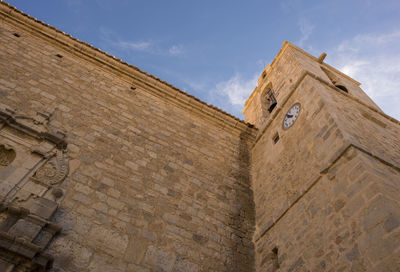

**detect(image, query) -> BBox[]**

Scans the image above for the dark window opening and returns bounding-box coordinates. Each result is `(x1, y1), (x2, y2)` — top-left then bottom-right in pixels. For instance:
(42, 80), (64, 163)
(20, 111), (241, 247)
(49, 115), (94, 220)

(273, 133), (280, 144)
(13, 33), (20, 37)
(56, 54), (63, 58)
(321, 66), (349, 94)
(261, 87), (278, 117)
(335, 84), (348, 93)
(130, 86), (136, 90)
(271, 247), (280, 270)
(267, 90), (277, 113)
(262, 72), (266, 79)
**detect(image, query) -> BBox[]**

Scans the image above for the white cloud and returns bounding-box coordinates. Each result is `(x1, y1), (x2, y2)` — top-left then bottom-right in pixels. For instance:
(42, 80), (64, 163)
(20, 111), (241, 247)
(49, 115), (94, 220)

(168, 45), (183, 56)
(209, 73), (258, 117)
(216, 74), (258, 106)
(99, 27), (182, 56)
(337, 31), (400, 53)
(327, 31), (400, 120)
(208, 31), (400, 120)
(297, 18), (314, 47)
(116, 41), (151, 51)
(113, 40), (183, 56)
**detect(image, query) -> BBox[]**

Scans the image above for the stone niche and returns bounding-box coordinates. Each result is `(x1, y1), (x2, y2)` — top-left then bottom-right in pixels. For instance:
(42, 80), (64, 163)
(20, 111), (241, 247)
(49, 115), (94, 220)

(0, 103), (69, 272)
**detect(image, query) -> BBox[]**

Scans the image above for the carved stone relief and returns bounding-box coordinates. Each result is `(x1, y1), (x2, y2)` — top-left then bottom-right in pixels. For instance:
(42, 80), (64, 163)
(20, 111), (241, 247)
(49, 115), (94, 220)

(0, 104), (69, 271)
(31, 150), (69, 187)
(0, 103), (67, 149)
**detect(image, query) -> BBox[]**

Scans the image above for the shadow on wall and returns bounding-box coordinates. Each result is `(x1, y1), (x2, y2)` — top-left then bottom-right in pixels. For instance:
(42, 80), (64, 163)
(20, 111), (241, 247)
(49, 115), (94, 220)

(226, 131), (255, 271)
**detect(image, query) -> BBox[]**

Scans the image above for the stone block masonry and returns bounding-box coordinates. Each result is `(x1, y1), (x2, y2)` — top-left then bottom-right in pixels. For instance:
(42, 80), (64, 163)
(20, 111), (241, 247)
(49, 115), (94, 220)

(1, 1), (400, 271)
(0, 2), (256, 271)
(245, 42), (400, 271)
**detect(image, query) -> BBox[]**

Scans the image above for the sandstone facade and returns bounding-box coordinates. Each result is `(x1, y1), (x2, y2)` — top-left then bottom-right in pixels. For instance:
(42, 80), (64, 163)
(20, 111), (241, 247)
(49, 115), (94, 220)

(244, 45), (400, 271)
(0, 2), (399, 272)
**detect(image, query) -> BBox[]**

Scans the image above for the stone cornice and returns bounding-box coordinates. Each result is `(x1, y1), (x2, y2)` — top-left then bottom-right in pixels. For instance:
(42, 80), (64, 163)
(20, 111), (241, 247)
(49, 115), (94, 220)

(0, 103), (67, 149)
(0, 204), (61, 270)
(0, 1), (257, 138)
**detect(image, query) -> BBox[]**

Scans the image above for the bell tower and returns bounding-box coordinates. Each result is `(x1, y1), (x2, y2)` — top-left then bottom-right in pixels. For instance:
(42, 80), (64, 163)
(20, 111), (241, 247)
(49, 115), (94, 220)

(244, 42), (400, 271)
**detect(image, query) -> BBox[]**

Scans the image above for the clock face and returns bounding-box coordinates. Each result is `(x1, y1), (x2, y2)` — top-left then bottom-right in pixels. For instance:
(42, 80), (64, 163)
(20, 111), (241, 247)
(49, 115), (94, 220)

(283, 103), (301, 129)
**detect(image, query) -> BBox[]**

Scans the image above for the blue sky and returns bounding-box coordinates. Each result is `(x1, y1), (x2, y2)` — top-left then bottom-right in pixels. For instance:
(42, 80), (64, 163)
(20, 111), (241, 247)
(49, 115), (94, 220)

(6, 0), (400, 120)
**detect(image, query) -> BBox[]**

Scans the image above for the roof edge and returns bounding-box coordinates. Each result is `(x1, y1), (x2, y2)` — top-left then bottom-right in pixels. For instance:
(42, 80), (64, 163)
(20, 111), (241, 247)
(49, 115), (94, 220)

(0, 1), (256, 134)
(243, 41), (362, 113)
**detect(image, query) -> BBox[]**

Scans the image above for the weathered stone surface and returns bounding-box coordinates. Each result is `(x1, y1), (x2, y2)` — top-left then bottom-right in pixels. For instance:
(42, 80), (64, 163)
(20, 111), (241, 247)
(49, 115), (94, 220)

(22, 197), (58, 220)
(384, 214), (400, 232)
(87, 254), (127, 272)
(173, 255), (199, 272)
(86, 225), (129, 256)
(246, 44), (400, 271)
(0, 9), (256, 266)
(8, 219), (42, 241)
(0, 2), (399, 271)
(346, 244), (360, 261)
(124, 236), (149, 264)
(144, 246), (176, 272)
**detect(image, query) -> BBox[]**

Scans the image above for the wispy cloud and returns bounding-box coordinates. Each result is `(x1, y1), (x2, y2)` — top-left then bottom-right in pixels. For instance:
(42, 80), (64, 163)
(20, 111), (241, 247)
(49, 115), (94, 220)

(297, 18), (314, 46)
(337, 31), (400, 53)
(208, 73), (258, 117)
(168, 45), (183, 56)
(99, 27), (183, 56)
(207, 31), (400, 120)
(117, 41), (152, 51)
(328, 31), (400, 119)
(113, 40), (183, 56)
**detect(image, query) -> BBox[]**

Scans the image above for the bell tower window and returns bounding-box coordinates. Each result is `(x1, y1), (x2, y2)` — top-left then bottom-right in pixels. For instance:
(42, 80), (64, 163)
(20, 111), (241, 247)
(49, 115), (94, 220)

(261, 86), (278, 118)
(335, 84), (348, 92)
(267, 90), (277, 113)
(321, 66), (348, 93)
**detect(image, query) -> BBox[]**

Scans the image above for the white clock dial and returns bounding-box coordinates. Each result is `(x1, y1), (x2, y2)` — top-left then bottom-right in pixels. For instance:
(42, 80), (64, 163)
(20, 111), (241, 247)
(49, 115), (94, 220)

(283, 103), (301, 129)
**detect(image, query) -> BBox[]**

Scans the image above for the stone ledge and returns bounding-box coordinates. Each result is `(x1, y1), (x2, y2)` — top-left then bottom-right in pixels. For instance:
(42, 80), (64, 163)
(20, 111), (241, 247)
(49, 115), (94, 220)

(253, 143), (400, 242)
(0, 231), (54, 269)
(0, 202), (62, 270)
(0, 103), (67, 149)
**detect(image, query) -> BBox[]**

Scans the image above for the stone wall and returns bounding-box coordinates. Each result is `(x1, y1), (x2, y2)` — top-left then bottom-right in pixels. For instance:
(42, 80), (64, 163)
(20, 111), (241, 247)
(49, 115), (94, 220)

(243, 47), (304, 129)
(250, 74), (350, 270)
(255, 146), (400, 271)
(0, 5), (256, 271)
(1, 2), (400, 271)
(246, 44), (400, 272)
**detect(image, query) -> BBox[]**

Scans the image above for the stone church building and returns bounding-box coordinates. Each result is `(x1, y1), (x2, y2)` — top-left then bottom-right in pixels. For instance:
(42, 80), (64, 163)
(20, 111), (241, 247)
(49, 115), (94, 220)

(0, 1), (399, 271)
